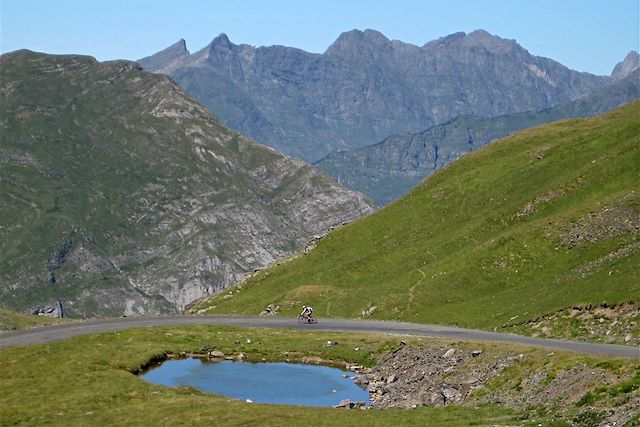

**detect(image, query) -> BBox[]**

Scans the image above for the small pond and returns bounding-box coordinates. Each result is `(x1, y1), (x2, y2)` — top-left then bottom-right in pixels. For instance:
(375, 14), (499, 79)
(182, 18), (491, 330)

(140, 358), (370, 407)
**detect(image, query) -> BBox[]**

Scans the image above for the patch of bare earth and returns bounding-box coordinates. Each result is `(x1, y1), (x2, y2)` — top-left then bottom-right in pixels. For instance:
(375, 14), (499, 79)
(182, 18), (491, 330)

(558, 194), (639, 248)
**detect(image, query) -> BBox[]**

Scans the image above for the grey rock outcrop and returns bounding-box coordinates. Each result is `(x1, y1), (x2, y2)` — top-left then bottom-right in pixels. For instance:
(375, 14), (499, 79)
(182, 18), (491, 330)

(139, 29), (610, 163)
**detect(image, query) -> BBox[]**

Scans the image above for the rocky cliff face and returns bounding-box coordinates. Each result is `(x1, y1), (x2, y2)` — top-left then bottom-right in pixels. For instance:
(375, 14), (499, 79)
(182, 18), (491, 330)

(318, 70), (640, 205)
(0, 50), (373, 317)
(139, 29), (610, 162)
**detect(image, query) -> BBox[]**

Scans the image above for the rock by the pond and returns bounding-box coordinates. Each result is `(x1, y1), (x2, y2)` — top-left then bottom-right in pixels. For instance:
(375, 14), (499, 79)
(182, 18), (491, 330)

(237, 353), (247, 361)
(208, 350), (225, 358)
(334, 399), (366, 409)
(354, 375), (369, 386)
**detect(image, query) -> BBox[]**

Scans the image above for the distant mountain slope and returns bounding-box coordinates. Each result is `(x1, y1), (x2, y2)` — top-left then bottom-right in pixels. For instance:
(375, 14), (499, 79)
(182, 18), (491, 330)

(193, 102), (640, 331)
(318, 69), (640, 205)
(0, 50), (373, 318)
(139, 29), (610, 162)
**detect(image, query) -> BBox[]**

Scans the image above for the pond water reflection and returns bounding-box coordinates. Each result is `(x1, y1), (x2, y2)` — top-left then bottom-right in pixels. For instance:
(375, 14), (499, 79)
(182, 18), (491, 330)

(140, 358), (370, 407)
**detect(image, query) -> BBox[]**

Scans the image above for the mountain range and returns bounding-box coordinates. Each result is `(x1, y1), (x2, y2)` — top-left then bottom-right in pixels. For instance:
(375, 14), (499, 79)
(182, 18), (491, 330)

(139, 29), (614, 163)
(0, 50), (373, 317)
(318, 69), (640, 205)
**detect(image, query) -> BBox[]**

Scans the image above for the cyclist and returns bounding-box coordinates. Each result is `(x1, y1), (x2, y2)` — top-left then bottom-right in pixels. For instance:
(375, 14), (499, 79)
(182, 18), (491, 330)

(300, 305), (314, 322)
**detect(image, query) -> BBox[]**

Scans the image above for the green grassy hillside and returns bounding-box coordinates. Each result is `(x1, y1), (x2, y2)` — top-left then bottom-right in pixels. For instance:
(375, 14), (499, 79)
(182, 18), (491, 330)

(194, 102), (640, 330)
(0, 308), (67, 331)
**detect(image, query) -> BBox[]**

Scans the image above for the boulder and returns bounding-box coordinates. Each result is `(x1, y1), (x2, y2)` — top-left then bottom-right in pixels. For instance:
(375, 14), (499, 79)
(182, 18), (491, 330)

(442, 348), (456, 358)
(334, 399), (352, 408)
(334, 399), (366, 409)
(441, 387), (461, 403)
(354, 375), (369, 386)
(208, 350), (225, 358)
(430, 392), (445, 406)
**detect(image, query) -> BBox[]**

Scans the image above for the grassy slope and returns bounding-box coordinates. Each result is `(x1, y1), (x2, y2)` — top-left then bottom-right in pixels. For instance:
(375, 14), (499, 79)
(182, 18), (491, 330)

(0, 308), (67, 331)
(194, 102), (640, 330)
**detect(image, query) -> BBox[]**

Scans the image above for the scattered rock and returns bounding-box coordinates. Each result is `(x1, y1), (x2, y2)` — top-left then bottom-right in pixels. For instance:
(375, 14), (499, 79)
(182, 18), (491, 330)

(259, 304), (279, 316)
(471, 350), (483, 358)
(529, 370), (547, 386)
(361, 305), (377, 318)
(236, 353), (247, 361)
(442, 348), (456, 358)
(208, 350), (225, 358)
(459, 375), (479, 385)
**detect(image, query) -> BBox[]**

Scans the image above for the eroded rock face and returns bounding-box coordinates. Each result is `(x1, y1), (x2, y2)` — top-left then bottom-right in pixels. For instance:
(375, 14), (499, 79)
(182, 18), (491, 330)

(0, 50), (374, 317)
(139, 29), (610, 163)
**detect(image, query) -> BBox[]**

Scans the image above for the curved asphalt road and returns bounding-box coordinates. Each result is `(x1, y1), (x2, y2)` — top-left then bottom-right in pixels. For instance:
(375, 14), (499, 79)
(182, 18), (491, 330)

(0, 316), (638, 359)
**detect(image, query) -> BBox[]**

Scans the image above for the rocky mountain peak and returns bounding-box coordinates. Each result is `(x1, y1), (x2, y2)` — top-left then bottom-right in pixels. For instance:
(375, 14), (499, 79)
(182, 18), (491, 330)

(424, 29), (520, 54)
(612, 50), (640, 80)
(171, 38), (188, 54)
(324, 28), (391, 55)
(137, 38), (190, 73)
(209, 33), (233, 51)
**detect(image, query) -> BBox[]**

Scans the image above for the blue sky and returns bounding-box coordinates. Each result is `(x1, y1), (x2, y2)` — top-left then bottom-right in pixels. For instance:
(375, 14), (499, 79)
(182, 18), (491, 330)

(1, 0), (638, 75)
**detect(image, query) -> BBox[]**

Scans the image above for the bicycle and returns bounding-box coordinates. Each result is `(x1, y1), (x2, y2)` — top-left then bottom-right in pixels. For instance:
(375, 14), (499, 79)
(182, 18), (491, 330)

(297, 314), (318, 324)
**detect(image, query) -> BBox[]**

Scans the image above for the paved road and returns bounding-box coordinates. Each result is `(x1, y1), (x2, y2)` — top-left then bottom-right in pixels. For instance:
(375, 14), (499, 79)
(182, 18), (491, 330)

(0, 316), (638, 359)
